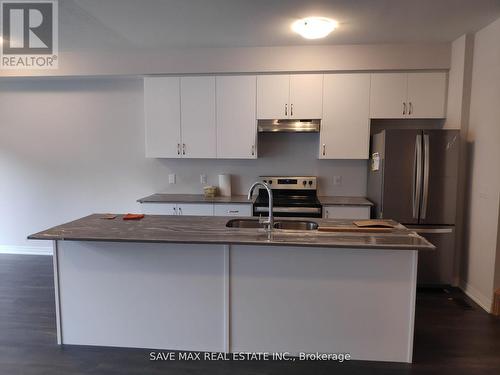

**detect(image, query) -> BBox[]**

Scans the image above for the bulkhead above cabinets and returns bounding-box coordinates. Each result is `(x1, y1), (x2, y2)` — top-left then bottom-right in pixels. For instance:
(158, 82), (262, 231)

(144, 71), (448, 160)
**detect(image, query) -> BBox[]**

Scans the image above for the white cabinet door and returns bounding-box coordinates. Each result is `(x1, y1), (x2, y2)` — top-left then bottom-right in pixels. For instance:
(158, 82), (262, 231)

(180, 77), (217, 158)
(141, 203), (178, 215)
(289, 74), (323, 119)
(407, 72), (447, 119)
(214, 204), (252, 217)
(370, 73), (408, 119)
(256, 75), (289, 119)
(216, 76), (257, 159)
(177, 203), (214, 216)
(144, 77), (181, 158)
(320, 74), (370, 159)
(323, 206), (371, 219)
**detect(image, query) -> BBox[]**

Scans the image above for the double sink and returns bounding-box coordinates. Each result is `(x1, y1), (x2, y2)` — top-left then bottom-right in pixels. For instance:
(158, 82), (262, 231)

(226, 219), (318, 231)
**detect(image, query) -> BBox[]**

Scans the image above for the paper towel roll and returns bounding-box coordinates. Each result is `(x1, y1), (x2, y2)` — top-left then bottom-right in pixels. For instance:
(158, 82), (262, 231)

(218, 174), (231, 197)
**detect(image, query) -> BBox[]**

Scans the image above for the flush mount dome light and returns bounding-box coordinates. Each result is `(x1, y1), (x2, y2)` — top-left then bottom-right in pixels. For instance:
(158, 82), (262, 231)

(292, 17), (338, 39)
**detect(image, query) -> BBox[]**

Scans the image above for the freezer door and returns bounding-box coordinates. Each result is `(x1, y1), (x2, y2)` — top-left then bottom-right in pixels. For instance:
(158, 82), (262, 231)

(419, 130), (460, 225)
(381, 129), (421, 224)
(407, 226), (456, 285)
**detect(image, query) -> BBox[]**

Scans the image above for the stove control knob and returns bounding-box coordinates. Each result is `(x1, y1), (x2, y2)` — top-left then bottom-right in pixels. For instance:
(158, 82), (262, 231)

(268, 180), (272, 184)
(263, 180), (267, 183)
(308, 180), (313, 186)
(302, 180), (307, 186)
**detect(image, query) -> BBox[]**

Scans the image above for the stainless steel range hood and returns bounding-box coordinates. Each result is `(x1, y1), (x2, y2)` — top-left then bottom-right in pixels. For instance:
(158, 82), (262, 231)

(257, 119), (320, 133)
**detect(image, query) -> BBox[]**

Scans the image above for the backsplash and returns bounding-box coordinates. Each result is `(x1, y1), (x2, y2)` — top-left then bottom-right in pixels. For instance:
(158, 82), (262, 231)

(151, 132), (368, 196)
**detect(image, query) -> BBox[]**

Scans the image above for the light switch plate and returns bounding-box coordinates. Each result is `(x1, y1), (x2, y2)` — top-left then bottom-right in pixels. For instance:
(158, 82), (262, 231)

(168, 174), (176, 184)
(200, 174), (207, 185)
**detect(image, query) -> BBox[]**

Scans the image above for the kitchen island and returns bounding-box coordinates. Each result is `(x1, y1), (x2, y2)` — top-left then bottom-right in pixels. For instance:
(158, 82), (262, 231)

(29, 214), (434, 363)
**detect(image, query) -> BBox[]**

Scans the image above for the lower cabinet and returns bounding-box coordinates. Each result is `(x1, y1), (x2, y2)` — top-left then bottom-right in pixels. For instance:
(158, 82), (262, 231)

(141, 203), (178, 215)
(141, 203), (252, 217)
(177, 203), (214, 216)
(323, 206), (371, 219)
(213, 204), (252, 217)
(141, 203), (213, 216)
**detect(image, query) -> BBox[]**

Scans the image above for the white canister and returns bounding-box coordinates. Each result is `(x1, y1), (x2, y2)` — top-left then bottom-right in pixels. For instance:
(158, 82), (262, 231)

(218, 174), (232, 197)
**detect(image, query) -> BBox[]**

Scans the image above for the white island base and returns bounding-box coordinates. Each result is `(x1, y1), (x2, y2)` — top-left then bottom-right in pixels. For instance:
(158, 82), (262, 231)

(53, 241), (418, 363)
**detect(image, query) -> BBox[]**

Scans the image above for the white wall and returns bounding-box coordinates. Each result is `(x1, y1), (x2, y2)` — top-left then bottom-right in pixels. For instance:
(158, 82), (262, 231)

(443, 34), (474, 286)
(0, 77), (366, 253)
(0, 43), (450, 78)
(460, 17), (500, 311)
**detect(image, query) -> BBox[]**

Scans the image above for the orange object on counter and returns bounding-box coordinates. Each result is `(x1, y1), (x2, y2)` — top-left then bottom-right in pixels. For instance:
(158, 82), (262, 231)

(123, 213), (145, 220)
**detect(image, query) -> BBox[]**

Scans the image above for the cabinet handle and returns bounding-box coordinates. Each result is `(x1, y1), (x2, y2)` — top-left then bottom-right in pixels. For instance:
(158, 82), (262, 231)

(251, 145), (255, 156)
(229, 210), (239, 214)
(409, 102), (413, 115)
(285, 103), (288, 116)
(290, 103), (293, 117)
(322, 144), (326, 156)
(182, 143), (186, 155)
(177, 143), (180, 155)
(403, 102), (406, 115)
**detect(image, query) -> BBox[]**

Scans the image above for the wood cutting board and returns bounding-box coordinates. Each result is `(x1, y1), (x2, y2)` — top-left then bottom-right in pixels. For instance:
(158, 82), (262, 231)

(317, 226), (394, 233)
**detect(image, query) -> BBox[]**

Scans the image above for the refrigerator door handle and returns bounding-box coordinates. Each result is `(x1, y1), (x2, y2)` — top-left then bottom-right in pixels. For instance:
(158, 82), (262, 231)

(421, 134), (430, 220)
(413, 134), (423, 219)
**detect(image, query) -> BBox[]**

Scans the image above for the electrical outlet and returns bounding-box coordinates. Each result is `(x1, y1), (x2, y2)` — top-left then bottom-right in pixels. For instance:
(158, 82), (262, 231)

(333, 175), (342, 186)
(200, 174), (207, 185)
(168, 174), (176, 184)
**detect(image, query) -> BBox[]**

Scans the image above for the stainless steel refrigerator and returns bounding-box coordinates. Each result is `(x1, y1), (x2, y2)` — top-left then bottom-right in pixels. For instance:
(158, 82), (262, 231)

(367, 129), (460, 285)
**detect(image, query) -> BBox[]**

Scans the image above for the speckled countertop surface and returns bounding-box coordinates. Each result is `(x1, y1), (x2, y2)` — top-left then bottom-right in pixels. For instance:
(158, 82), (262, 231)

(137, 194), (372, 206)
(138, 194), (251, 204)
(29, 214), (434, 250)
(318, 196), (373, 206)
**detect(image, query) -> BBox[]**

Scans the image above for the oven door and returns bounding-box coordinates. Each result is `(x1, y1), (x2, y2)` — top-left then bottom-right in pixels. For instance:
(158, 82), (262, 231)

(253, 206), (322, 218)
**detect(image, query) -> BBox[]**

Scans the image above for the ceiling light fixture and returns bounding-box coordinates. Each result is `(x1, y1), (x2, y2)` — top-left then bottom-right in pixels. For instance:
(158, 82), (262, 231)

(292, 17), (338, 39)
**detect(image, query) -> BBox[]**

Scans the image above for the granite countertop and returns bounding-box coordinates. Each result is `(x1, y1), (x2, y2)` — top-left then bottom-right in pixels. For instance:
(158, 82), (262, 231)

(29, 214), (434, 251)
(138, 194), (251, 204)
(318, 196), (373, 206)
(138, 194), (372, 206)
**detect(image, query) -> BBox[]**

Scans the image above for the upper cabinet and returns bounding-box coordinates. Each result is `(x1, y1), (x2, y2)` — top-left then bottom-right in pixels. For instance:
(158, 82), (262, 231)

(289, 74), (323, 119)
(216, 76), (257, 159)
(256, 75), (290, 119)
(145, 71), (447, 159)
(256, 74), (323, 119)
(145, 75), (256, 159)
(180, 77), (217, 158)
(320, 74), (371, 159)
(406, 73), (448, 119)
(370, 72), (447, 119)
(144, 77), (182, 158)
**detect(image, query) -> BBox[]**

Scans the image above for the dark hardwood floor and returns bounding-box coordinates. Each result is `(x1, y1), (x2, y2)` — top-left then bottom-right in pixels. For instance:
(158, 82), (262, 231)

(1, 254), (499, 375)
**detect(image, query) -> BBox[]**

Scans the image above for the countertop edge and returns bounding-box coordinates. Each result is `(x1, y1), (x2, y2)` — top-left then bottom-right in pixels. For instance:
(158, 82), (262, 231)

(137, 194), (373, 206)
(27, 235), (434, 251)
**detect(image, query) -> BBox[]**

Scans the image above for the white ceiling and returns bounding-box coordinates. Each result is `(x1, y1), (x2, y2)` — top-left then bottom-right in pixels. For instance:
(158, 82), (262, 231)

(60, 0), (500, 51)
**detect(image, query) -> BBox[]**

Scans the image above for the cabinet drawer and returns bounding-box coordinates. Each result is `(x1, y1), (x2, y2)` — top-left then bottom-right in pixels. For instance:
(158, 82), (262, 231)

(323, 206), (370, 219)
(141, 203), (177, 215)
(177, 203), (214, 216)
(214, 204), (252, 217)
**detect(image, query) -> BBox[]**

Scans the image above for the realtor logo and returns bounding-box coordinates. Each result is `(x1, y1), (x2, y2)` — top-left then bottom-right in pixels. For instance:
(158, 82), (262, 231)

(1, 0), (58, 69)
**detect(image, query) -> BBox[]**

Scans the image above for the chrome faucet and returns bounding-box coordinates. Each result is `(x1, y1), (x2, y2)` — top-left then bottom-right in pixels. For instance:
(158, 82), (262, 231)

(248, 181), (274, 231)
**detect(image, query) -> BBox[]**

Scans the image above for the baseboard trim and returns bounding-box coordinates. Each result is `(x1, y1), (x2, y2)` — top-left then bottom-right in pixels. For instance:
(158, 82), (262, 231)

(0, 245), (53, 256)
(459, 281), (492, 313)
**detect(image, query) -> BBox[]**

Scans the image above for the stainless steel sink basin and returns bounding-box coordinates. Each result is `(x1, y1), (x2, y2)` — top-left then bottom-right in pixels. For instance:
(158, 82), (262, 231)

(273, 220), (318, 231)
(226, 219), (318, 231)
(226, 219), (266, 229)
